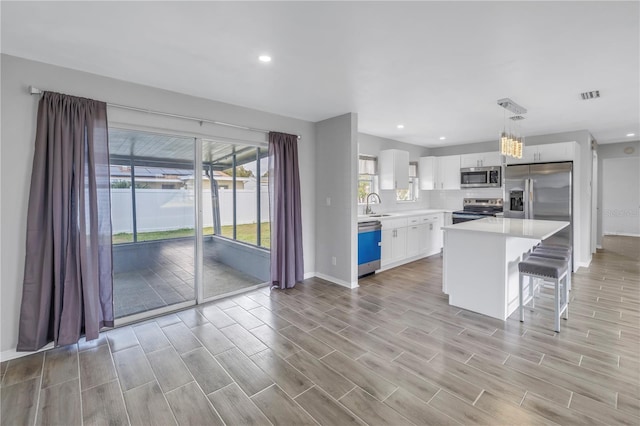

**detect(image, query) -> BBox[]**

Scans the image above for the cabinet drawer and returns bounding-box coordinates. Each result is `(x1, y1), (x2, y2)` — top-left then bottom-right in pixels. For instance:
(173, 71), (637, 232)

(408, 217), (421, 225)
(381, 218), (408, 229)
(422, 215), (440, 223)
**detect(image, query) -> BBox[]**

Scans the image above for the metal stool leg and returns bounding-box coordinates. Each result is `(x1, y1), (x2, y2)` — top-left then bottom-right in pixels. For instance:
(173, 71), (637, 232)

(519, 272), (524, 322)
(563, 274), (569, 320)
(530, 276), (535, 309)
(554, 276), (561, 332)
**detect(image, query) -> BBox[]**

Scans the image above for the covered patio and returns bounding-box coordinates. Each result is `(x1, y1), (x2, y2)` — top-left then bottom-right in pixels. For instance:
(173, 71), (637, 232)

(109, 128), (270, 319)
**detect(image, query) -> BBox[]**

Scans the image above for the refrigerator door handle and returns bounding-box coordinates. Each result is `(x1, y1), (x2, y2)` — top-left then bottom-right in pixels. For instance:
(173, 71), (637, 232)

(528, 178), (534, 219)
(524, 179), (529, 219)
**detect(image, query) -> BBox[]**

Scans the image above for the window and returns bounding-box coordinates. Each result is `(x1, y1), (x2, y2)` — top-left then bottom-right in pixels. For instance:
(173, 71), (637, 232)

(109, 129), (269, 249)
(397, 162), (419, 202)
(358, 155), (378, 204)
(202, 142), (269, 249)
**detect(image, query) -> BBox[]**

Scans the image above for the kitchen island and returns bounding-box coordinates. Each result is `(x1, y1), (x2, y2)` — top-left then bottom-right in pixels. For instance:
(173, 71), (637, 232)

(442, 217), (569, 321)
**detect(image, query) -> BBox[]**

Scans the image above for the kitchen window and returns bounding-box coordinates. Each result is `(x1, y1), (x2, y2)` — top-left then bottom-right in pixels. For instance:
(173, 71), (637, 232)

(358, 155), (379, 204)
(397, 162), (419, 202)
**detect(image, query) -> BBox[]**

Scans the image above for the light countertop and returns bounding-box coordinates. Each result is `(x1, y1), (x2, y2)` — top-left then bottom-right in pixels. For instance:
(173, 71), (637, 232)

(357, 209), (452, 222)
(442, 217), (569, 240)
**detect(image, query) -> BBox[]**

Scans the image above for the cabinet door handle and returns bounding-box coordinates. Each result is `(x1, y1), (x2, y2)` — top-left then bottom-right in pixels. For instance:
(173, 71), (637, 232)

(429, 224), (433, 230)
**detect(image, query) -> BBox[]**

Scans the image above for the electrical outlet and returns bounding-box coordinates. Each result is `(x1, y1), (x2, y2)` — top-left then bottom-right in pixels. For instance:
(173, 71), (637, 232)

(326, 197), (331, 206)
(331, 256), (336, 266)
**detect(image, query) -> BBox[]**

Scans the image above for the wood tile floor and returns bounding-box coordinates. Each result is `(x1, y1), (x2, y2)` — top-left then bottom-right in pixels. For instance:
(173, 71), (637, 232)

(1, 235), (638, 425)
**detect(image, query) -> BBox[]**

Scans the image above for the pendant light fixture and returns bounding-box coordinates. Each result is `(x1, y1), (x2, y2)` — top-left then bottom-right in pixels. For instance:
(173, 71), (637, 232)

(497, 98), (527, 159)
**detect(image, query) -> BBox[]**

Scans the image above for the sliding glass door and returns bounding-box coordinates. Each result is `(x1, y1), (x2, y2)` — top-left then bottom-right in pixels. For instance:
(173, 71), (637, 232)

(109, 129), (197, 319)
(201, 140), (270, 299)
(109, 128), (270, 321)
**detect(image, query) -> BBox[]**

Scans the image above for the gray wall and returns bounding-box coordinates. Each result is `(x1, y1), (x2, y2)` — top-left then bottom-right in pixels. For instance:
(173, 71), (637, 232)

(0, 54), (317, 354)
(597, 141), (640, 244)
(315, 113), (358, 287)
(357, 133), (430, 213)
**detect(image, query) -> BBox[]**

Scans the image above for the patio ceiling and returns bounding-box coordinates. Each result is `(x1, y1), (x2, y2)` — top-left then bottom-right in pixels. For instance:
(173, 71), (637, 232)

(109, 128), (266, 170)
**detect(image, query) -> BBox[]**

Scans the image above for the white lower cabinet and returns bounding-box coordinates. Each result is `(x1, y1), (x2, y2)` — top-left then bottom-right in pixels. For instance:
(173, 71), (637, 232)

(392, 227), (408, 262)
(380, 213), (444, 270)
(381, 218), (408, 267)
(422, 214), (443, 254)
(381, 229), (394, 266)
(406, 223), (425, 257)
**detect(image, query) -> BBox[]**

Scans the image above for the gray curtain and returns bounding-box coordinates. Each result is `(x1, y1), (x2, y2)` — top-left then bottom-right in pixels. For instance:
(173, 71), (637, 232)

(269, 132), (304, 289)
(17, 91), (113, 351)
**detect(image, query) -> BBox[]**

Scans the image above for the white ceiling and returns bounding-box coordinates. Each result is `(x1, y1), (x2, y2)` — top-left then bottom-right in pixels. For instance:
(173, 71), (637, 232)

(2, 1), (639, 147)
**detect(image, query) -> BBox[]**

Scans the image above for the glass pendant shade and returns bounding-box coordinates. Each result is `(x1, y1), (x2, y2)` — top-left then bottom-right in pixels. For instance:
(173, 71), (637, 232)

(498, 122), (525, 159)
(500, 132), (509, 155)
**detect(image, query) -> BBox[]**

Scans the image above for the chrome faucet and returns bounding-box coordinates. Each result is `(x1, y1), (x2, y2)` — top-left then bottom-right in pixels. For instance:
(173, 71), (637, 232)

(365, 193), (381, 215)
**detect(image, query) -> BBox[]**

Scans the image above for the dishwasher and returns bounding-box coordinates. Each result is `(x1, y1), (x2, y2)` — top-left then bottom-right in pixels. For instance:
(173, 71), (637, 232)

(358, 220), (382, 277)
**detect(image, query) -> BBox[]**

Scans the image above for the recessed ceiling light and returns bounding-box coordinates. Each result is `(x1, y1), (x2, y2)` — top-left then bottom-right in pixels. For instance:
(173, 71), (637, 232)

(258, 55), (272, 63)
(397, 124), (405, 129)
(627, 133), (636, 137)
(439, 136), (446, 140)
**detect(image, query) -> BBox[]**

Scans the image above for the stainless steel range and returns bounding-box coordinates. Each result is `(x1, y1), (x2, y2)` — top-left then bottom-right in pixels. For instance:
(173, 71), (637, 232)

(452, 198), (503, 224)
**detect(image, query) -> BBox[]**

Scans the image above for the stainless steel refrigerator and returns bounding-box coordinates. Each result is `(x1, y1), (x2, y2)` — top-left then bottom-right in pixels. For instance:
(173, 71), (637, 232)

(504, 162), (572, 250)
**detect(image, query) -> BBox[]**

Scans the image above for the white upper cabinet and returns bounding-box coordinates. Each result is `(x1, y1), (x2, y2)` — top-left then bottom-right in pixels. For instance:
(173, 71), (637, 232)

(419, 155), (460, 190)
(418, 156), (437, 190)
(460, 152), (502, 168)
(379, 149), (410, 190)
(507, 142), (576, 164)
(438, 155), (461, 190)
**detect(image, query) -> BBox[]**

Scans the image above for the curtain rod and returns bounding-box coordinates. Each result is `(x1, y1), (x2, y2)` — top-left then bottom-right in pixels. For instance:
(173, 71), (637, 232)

(29, 86), (301, 140)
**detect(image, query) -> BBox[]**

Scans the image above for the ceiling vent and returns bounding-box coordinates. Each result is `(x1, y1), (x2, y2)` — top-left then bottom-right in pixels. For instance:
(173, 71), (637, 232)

(509, 115), (526, 121)
(580, 90), (600, 100)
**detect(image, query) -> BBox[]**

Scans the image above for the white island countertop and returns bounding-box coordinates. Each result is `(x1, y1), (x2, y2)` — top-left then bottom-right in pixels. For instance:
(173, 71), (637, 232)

(442, 217), (570, 320)
(442, 217), (569, 240)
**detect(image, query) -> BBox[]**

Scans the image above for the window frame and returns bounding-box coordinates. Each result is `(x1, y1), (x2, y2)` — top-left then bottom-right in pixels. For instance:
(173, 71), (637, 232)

(109, 127), (270, 250)
(358, 155), (379, 205)
(396, 161), (419, 203)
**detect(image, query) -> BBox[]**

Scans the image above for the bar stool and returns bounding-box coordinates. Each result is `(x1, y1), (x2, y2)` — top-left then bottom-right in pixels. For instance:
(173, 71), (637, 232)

(519, 255), (569, 332)
(537, 242), (572, 274)
(532, 247), (572, 292)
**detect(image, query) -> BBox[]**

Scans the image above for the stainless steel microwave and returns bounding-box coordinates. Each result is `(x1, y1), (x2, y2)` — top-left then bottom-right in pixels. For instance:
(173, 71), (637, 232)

(460, 166), (501, 188)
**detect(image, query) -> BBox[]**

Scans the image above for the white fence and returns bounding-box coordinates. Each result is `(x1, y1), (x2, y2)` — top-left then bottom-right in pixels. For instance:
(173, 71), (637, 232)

(111, 189), (270, 234)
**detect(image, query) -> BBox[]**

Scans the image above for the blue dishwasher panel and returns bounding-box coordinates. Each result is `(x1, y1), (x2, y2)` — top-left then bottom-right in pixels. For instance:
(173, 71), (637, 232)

(358, 230), (382, 264)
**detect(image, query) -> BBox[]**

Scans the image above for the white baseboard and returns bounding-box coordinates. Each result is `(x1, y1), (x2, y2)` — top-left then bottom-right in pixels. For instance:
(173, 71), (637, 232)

(1, 342), (54, 362)
(604, 232), (640, 238)
(575, 258), (592, 270)
(313, 272), (358, 289)
(303, 272), (315, 280)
